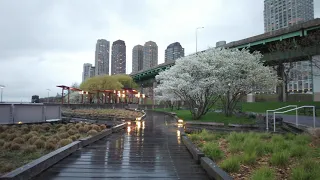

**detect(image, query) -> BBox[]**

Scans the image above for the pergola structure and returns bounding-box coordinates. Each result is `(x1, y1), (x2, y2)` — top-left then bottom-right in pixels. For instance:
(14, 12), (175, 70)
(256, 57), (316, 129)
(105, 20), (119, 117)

(56, 85), (92, 104)
(57, 85), (146, 104)
(94, 88), (146, 104)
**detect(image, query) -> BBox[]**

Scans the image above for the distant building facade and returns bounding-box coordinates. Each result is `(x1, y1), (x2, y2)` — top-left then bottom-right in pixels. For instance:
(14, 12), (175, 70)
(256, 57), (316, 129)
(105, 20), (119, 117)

(165, 42), (184, 62)
(82, 63), (93, 82)
(95, 39), (110, 76)
(132, 45), (144, 73)
(111, 40), (126, 75)
(264, 0), (314, 32)
(143, 41), (158, 70)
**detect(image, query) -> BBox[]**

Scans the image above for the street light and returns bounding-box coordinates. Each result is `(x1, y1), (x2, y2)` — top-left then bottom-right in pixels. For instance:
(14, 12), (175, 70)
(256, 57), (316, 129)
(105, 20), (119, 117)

(0, 85), (5, 103)
(46, 89), (51, 103)
(196, 27), (204, 53)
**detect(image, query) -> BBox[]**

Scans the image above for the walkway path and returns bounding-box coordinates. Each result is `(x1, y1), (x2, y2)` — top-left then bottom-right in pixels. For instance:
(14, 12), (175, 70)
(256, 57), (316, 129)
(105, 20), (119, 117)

(35, 111), (209, 180)
(281, 114), (320, 127)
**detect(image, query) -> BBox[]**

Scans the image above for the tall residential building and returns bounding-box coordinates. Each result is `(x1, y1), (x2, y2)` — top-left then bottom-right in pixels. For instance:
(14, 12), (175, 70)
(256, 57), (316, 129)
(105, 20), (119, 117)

(143, 41), (158, 70)
(82, 63), (93, 82)
(165, 42), (185, 62)
(95, 39), (110, 76)
(111, 40), (126, 75)
(132, 45), (144, 73)
(264, 0), (314, 32)
(89, 66), (95, 78)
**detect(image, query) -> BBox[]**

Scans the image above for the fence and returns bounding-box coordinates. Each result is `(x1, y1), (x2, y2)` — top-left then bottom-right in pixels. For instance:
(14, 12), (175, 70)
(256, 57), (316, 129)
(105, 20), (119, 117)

(0, 104), (61, 125)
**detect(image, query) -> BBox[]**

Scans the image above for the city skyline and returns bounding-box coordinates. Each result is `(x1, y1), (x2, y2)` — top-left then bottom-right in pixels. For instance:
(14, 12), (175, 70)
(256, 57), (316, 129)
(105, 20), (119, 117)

(0, 0), (319, 102)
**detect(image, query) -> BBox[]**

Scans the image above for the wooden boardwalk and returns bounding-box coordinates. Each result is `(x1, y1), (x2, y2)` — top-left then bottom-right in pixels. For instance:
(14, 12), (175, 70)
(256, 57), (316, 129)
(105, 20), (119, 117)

(35, 111), (209, 180)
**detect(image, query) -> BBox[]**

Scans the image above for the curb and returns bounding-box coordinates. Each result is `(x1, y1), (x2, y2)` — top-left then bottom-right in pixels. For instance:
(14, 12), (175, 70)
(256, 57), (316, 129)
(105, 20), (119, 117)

(181, 136), (204, 163)
(201, 157), (233, 180)
(0, 141), (81, 180)
(79, 129), (113, 147)
(112, 123), (128, 133)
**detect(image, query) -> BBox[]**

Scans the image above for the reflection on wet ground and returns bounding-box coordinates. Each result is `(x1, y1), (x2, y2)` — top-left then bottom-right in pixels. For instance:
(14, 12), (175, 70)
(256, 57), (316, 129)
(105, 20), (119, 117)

(35, 111), (209, 180)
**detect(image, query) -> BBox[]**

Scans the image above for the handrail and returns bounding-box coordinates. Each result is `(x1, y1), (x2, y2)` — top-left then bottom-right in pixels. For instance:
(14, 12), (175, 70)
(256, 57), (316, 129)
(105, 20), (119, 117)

(266, 105), (297, 131)
(274, 106), (316, 132)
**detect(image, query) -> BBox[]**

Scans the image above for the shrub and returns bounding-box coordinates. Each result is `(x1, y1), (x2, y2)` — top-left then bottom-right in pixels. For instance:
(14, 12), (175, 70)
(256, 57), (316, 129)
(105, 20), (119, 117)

(58, 132), (69, 139)
(270, 151), (290, 166)
(75, 123), (83, 129)
(91, 125), (101, 132)
(0, 133), (7, 139)
(228, 141), (243, 153)
(271, 134), (285, 143)
(28, 131), (39, 136)
(291, 159), (320, 180)
(243, 137), (265, 156)
(58, 126), (66, 132)
(10, 143), (21, 150)
(59, 138), (72, 147)
(295, 134), (312, 145)
(202, 142), (224, 161)
(284, 133), (296, 140)
(22, 133), (33, 141)
(241, 152), (257, 165)
(87, 130), (98, 136)
(220, 156), (240, 173)
(40, 136), (47, 141)
(189, 133), (202, 142)
(28, 136), (39, 145)
(41, 123), (51, 131)
(290, 145), (310, 158)
(3, 142), (11, 149)
(45, 142), (56, 150)
(13, 137), (24, 144)
(67, 129), (78, 136)
(0, 163), (15, 173)
(227, 132), (245, 143)
(0, 139), (5, 146)
(31, 124), (42, 131)
(47, 136), (59, 144)
(34, 139), (45, 149)
(78, 126), (86, 133)
(23, 145), (36, 154)
(20, 126), (30, 133)
(200, 129), (216, 141)
(84, 124), (92, 131)
(70, 135), (77, 141)
(251, 166), (275, 180)
(100, 124), (107, 130)
(6, 133), (17, 141)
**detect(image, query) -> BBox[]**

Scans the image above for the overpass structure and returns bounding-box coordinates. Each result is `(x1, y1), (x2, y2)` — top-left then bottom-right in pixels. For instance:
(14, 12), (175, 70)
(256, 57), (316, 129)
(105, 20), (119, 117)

(130, 18), (320, 83)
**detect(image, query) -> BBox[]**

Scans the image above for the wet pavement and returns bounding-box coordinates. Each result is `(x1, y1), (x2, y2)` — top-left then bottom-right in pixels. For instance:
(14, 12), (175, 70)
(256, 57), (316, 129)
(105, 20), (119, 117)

(35, 111), (209, 180)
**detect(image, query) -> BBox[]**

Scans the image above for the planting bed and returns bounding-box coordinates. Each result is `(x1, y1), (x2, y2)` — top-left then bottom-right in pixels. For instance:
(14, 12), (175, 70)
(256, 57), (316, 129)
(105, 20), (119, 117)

(63, 108), (143, 120)
(0, 122), (107, 175)
(189, 130), (320, 180)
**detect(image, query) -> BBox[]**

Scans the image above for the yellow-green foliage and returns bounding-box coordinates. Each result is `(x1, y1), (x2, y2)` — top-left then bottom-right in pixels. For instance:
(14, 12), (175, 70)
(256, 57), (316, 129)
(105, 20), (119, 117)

(80, 74), (138, 92)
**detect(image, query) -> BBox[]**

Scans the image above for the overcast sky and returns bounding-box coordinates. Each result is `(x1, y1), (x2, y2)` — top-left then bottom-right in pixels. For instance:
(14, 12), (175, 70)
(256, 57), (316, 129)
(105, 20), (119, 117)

(0, 0), (319, 102)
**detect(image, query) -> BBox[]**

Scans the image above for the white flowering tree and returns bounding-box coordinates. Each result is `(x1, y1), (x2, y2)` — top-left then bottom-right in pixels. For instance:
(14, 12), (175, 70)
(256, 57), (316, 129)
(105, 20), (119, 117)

(155, 52), (220, 120)
(155, 48), (278, 120)
(154, 90), (181, 110)
(212, 49), (278, 116)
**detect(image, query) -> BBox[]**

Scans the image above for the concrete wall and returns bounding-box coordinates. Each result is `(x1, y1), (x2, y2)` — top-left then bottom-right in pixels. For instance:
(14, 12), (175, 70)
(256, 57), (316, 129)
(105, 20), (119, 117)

(313, 55), (320, 101)
(0, 104), (61, 125)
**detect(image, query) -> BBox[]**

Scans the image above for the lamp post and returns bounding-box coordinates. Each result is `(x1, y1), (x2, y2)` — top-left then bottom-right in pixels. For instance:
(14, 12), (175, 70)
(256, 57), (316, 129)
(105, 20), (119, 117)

(0, 85), (5, 103)
(46, 89), (51, 103)
(196, 27), (204, 53)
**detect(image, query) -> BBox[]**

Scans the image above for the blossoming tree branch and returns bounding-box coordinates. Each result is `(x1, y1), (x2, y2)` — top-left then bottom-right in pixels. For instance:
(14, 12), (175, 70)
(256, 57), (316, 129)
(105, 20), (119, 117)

(155, 48), (278, 120)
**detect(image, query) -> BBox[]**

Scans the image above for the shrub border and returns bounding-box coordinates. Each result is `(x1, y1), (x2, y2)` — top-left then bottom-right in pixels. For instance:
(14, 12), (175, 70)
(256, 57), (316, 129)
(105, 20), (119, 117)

(0, 122), (128, 180)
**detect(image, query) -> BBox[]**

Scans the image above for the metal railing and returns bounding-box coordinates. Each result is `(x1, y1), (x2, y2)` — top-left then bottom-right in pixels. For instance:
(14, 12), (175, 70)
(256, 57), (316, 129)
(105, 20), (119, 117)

(273, 106), (316, 132)
(266, 105), (298, 131)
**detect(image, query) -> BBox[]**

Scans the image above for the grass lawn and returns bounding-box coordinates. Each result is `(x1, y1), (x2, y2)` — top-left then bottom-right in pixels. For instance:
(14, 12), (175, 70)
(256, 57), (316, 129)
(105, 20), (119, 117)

(0, 122), (107, 175)
(189, 130), (320, 180)
(154, 108), (256, 125)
